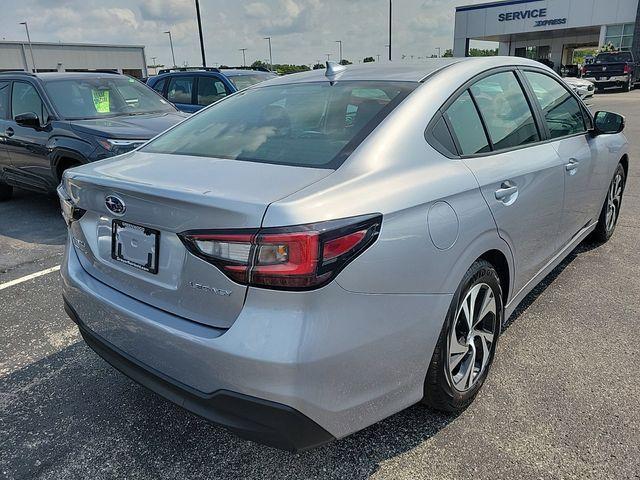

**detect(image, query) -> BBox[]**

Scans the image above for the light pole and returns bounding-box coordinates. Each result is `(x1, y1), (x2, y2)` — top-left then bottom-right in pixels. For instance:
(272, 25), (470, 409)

(195, 0), (206, 67)
(376, 54), (381, 62)
(264, 37), (273, 71)
(436, 47), (441, 58)
(239, 48), (247, 67)
(19, 22), (36, 72)
(388, 0), (392, 61)
(151, 56), (157, 74)
(335, 40), (343, 63)
(326, 53), (331, 61)
(164, 31), (176, 68)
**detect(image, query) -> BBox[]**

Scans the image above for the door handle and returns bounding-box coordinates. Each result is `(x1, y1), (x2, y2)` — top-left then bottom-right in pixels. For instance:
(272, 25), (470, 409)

(495, 184), (518, 201)
(5, 127), (14, 137)
(565, 158), (579, 174)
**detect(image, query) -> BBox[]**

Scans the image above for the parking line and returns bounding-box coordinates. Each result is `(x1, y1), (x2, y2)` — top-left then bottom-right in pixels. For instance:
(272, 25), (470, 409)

(0, 265), (61, 291)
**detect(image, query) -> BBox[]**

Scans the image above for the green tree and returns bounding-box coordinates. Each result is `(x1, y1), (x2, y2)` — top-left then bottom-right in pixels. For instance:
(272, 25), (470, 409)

(442, 49), (453, 57)
(339, 59), (352, 65)
(363, 56), (375, 63)
(468, 48), (498, 57)
(313, 63), (325, 70)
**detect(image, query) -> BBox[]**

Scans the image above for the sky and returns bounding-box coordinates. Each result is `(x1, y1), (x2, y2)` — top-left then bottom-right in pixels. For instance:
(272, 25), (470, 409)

(0, 0), (495, 67)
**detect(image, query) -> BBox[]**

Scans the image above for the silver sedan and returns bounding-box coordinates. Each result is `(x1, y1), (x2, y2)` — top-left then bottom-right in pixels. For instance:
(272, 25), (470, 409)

(59, 57), (628, 451)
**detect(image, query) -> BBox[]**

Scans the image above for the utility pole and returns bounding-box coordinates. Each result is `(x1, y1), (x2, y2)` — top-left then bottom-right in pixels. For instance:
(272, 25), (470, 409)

(195, 0), (206, 67)
(264, 37), (273, 71)
(436, 47), (441, 58)
(164, 31), (176, 67)
(239, 48), (247, 67)
(376, 54), (381, 62)
(335, 40), (343, 63)
(19, 22), (36, 72)
(388, 0), (392, 61)
(151, 56), (157, 74)
(326, 53), (331, 61)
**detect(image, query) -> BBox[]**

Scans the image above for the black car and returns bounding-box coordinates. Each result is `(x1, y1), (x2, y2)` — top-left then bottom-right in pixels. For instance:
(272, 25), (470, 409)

(582, 51), (640, 92)
(0, 71), (187, 200)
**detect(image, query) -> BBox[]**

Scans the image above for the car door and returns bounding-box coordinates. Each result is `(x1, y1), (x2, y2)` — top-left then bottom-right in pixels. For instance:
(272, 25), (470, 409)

(522, 70), (599, 245)
(0, 81), (12, 174)
(4, 80), (55, 191)
(445, 69), (566, 295)
(166, 75), (198, 113)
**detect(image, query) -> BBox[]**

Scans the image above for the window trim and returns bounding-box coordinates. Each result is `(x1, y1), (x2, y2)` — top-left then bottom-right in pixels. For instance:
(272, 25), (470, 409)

(0, 81), (10, 121)
(425, 65), (594, 159)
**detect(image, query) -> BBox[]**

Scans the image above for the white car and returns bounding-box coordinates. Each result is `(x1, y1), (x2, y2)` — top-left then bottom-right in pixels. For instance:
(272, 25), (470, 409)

(563, 77), (595, 99)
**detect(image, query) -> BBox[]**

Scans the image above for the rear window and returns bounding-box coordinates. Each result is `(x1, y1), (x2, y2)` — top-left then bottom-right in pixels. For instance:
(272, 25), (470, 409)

(595, 52), (633, 63)
(142, 81), (416, 168)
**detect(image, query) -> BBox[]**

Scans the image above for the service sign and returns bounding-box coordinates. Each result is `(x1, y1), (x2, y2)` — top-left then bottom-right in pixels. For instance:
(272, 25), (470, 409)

(497, 7), (567, 28)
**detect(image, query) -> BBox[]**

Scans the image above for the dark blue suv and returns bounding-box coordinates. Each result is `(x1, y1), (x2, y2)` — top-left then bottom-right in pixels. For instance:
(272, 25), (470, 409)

(146, 67), (276, 113)
(0, 71), (186, 200)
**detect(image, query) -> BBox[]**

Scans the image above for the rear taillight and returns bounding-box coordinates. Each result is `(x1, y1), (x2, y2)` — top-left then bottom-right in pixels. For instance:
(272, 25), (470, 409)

(581, 66), (587, 76)
(624, 64), (631, 74)
(179, 214), (382, 290)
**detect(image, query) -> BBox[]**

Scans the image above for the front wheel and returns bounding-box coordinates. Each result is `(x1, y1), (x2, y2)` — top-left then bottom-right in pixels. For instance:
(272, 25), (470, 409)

(422, 260), (503, 412)
(591, 163), (626, 243)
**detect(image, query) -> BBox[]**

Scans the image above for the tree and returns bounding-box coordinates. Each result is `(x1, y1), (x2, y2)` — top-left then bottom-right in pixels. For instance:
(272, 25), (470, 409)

(363, 56), (375, 63)
(443, 49), (454, 58)
(313, 63), (325, 70)
(339, 59), (352, 65)
(468, 48), (498, 57)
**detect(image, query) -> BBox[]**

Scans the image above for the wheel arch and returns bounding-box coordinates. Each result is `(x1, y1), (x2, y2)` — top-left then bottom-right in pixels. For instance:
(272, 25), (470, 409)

(478, 249), (511, 305)
(51, 149), (86, 182)
(620, 154), (629, 178)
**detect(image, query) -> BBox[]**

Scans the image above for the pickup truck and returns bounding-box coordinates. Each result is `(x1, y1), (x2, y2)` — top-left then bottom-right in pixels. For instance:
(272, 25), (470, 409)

(582, 51), (640, 92)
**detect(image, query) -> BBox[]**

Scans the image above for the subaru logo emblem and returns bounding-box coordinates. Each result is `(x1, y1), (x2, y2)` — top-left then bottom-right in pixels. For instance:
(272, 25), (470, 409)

(105, 195), (126, 215)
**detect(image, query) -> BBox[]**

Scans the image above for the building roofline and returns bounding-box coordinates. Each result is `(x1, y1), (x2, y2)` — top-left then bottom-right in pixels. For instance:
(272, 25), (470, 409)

(0, 40), (145, 49)
(456, 0), (544, 13)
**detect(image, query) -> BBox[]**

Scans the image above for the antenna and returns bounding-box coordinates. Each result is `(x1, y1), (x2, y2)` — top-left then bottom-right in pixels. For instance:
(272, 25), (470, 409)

(325, 61), (346, 79)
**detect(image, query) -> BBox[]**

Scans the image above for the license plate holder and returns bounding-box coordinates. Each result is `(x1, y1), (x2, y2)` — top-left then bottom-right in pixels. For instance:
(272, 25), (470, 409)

(111, 220), (160, 274)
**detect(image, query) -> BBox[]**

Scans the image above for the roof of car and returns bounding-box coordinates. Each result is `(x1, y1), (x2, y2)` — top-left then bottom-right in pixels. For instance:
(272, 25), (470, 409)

(0, 71), (132, 82)
(255, 57), (551, 86)
(220, 69), (275, 77)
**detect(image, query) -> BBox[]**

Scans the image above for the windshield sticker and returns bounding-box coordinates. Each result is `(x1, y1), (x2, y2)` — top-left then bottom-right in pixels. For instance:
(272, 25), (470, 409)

(128, 78), (135, 83)
(92, 89), (110, 113)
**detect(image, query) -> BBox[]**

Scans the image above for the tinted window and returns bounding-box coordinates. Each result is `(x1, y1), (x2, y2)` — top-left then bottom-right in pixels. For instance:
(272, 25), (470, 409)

(445, 91), (490, 155)
(151, 78), (166, 94)
(524, 71), (586, 139)
(44, 76), (174, 119)
(0, 82), (9, 119)
(197, 76), (228, 106)
(12, 82), (48, 123)
(227, 73), (277, 90)
(142, 81), (415, 168)
(595, 52), (633, 63)
(470, 72), (539, 150)
(430, 115), (457, 155)
(167, 76), (194, 104)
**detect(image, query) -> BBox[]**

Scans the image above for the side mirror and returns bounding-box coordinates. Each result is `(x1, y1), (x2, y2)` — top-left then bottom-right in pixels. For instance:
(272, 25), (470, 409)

(14, 112), (41, 129)
(592, 111), (625, 135)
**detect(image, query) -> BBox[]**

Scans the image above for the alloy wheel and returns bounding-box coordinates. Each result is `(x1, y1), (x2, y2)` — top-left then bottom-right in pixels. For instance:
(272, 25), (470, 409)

(605, 172), (624, 233)
(448, 283), (497, 392)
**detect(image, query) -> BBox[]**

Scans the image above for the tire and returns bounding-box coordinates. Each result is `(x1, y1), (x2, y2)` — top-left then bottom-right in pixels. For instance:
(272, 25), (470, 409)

(0, 182), (13, 201)
(590, 163), (626, 243)
(625, 77), (633, 92)
(422, 259), (503, 412)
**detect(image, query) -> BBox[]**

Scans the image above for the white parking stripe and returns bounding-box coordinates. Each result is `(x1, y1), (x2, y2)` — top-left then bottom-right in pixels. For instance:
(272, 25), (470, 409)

(0, 265), (61, 291)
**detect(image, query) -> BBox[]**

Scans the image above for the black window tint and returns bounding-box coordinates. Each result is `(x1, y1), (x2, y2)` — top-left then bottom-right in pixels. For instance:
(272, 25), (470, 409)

(524, 71), (586, 139)
(167, 76), (194, 104)
(445, 91), (490, 155)
(151, 78), (166, 94)
(430, 115), (457, 155)
(197, 76), (228, 106)
(470, 72), (539, 150)
(0, 82), (9, 119)
(12, 82), (48, 123)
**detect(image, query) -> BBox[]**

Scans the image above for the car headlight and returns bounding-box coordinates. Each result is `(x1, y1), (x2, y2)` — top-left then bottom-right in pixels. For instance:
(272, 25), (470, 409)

(97, 138), (147, 155)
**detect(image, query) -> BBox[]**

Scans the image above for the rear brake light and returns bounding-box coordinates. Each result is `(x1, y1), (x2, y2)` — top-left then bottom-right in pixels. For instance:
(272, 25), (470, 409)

(624, 64), (631, 74)
(179, 214), (382, 290)
(581, 66), (587, 76)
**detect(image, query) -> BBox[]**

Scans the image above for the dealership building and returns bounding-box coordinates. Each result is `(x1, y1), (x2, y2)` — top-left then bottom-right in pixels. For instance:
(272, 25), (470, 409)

(454, 0), (640, 67)
(0, 41), (148, 78)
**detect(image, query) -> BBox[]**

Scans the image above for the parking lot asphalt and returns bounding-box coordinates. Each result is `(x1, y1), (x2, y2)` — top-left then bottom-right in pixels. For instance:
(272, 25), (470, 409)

(2, 90), (640, 480)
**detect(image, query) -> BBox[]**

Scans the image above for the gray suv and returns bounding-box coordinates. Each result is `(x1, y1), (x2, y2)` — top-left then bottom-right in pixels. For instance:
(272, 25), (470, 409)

(59, 58), (628, 451)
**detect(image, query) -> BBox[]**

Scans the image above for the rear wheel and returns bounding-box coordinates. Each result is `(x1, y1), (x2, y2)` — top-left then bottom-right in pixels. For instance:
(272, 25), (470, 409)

(0, 182), (13, 201)
(591, 163), (626, 243)
(422, 260), (503, 412)
(624, 76), (633, 92)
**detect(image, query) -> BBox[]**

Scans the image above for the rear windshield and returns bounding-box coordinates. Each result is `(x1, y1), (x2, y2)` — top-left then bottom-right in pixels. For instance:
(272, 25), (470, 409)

(227, 73), (277, 90)
(142, 81), (416, 168)
(44, 76), (176, 119)
(595, 52), (633, 63)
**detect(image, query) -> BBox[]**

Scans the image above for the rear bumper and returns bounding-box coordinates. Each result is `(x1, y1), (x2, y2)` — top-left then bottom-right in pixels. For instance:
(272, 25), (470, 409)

(61, 239), (452, 446)
(584, 75), (629, 87)
(64, 299), (334, 451)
